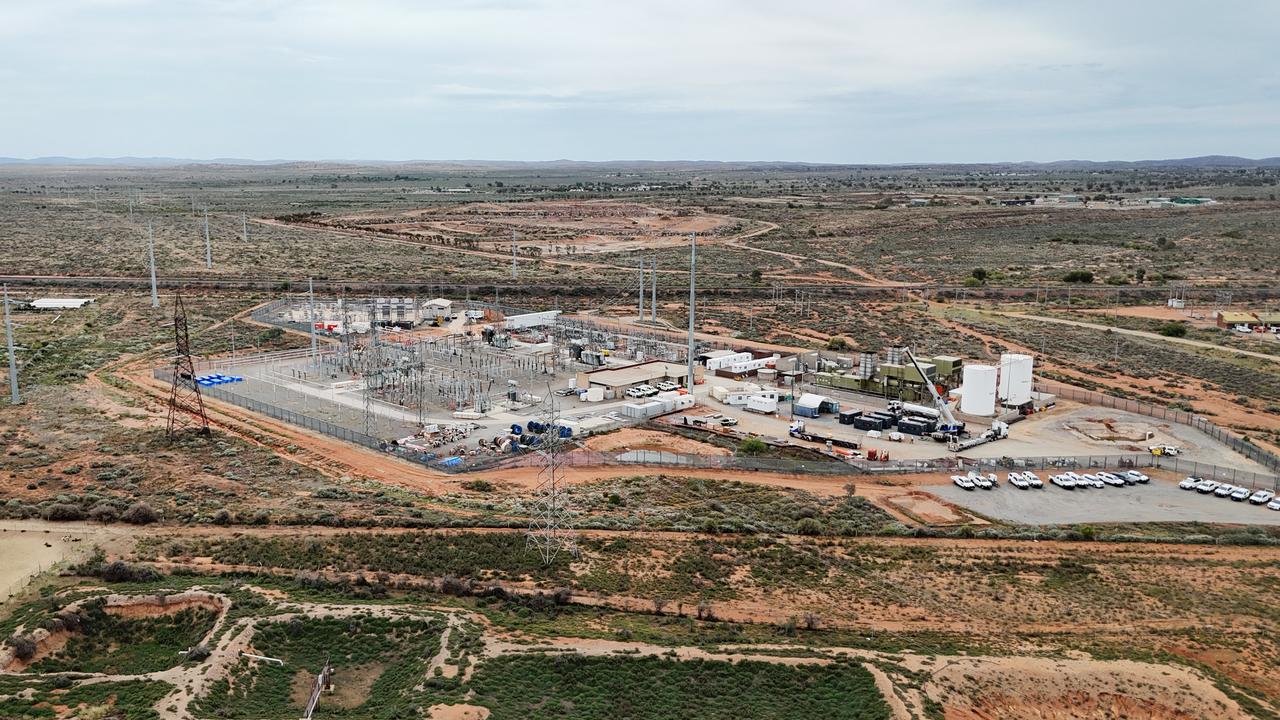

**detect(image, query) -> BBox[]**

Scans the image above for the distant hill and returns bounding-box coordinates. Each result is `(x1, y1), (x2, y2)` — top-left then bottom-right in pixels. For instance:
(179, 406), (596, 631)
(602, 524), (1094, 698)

(1013, 156), (1280, 170)
(1, 155), (1277, 170)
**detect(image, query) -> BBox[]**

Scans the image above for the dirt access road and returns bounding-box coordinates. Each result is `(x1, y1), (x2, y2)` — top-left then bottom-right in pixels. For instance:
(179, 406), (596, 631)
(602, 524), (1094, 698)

(1001, 311), (1280, 364)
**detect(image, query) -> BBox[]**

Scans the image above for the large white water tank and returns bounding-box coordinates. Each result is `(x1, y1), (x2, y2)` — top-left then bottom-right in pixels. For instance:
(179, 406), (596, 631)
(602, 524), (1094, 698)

(960, 364), (998, 416)
(998, 353), (1034, 406)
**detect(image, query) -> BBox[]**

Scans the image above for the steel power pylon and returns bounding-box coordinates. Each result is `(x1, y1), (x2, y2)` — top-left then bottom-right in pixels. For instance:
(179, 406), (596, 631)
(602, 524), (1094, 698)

(166, 293), (210, 437)
(526, 393), (577, 565)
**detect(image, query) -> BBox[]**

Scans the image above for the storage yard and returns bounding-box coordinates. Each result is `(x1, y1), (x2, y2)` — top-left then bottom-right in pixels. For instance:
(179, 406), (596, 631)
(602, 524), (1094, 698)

(165, 288), (1279, 488)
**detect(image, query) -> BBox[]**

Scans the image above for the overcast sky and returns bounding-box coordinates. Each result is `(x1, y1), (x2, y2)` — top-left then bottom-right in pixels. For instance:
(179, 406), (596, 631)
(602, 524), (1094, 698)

(2, 0), (1277, 163)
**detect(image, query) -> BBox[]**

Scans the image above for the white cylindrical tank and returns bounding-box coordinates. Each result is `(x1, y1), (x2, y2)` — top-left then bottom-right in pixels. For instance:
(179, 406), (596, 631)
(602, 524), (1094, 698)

(998, 353), (1034, 405)
(960, 364), (998, 416)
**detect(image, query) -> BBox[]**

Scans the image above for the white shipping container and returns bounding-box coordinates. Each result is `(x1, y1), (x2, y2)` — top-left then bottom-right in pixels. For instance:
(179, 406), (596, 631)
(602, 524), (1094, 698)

(706, 352), (753, 371)
(746, 395), (778, 414)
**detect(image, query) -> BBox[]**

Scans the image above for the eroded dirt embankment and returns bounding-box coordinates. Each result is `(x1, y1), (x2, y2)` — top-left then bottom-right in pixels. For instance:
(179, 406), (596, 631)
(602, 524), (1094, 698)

(0, 591), (226, 672)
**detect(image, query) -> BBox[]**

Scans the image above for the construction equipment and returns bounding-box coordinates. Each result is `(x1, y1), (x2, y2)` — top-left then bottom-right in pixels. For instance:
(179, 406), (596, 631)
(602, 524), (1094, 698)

(901, 349), (963, 439)
(948, 420), (1009, 452)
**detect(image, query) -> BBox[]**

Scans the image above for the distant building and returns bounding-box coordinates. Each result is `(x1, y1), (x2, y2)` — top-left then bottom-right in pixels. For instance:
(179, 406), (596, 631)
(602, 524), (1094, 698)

(372, 297), (420, 328)
(574, 360), (703, 396)
(1216, 311), (1258, 328)
(30, 298), (95, 310)
(424, 298), (454, 321)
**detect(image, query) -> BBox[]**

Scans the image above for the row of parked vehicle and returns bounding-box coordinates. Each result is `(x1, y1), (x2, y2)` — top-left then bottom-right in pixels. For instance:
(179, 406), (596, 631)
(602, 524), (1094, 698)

(1178, 477), (1279, 509)
(951, 471), (1044, 491)
(1048, 469), (1149, 490)
(623, 381), (681, 399)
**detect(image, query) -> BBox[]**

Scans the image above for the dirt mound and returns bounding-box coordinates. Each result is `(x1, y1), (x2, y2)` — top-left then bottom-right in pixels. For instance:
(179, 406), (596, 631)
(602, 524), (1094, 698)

(582, 428), (730, 456)
(102, 592), (225, 619)
(922, 656), (1256, 720)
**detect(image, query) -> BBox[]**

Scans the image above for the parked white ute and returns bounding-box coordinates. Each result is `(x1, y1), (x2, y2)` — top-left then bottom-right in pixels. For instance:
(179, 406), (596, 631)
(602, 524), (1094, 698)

(1214, 484), (1236, 498)
(1268, 499), (1280, 511)
(1023, 472), (1043, 489)
(952, 475), (976, 491)
(1178, 477), (1200, 491)
(1051, 475), (1077, 490)
(1229, 486), (1252, 502)
(973, 475), (994, 490)
(1248, 489), (1275, 505)
(1098, 473), (1126, 488)
(1125, 470), (1150, 484)
(1195, 480), (1221, 494)
(1008, 472), (1029, 489)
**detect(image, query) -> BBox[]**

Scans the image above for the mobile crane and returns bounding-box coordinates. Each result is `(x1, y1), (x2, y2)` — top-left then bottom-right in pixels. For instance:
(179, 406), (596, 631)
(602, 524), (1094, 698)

(901, 349), (965, 438)
(900, 350), (1009, 451)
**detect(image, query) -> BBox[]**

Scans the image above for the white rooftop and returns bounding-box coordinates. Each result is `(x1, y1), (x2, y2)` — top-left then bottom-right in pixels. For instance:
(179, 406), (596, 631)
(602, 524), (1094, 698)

(795, 392), (830, 408)
(425, 298), (453, 307)
(31, 298), (95, 309)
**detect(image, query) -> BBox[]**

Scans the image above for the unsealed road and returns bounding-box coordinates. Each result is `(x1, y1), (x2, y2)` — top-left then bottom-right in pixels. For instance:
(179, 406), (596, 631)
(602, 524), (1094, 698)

(1001, 313), (1280, 365)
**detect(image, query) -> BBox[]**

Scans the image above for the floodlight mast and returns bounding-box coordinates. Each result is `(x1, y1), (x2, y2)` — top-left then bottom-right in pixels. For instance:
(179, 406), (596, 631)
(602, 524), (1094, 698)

(308, 278), (319, 364)
(686, 232), (696, 389)
(147, 222), (160, 308)
(203, 209), (212, 269)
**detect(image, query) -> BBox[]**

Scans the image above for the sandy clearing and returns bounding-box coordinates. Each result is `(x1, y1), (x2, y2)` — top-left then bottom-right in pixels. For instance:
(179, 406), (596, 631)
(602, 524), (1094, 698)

(922, 654), (1257, 720)
(427, 705), (491, 720)
(0, 530), (81, 602)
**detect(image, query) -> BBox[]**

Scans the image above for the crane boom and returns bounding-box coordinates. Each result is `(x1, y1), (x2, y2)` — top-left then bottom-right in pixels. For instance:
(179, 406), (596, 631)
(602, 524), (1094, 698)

(902, 349), (962, 433)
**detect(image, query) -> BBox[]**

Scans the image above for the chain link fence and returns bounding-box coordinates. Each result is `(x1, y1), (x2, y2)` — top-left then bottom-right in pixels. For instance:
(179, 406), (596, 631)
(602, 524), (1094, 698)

(473, 447), (1278, 490)
(1036, 380), (1280, 474)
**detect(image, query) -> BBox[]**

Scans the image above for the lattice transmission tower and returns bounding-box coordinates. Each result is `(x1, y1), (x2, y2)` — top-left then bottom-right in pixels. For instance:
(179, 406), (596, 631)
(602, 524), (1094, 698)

(526, 394), (577, 565)
(166, 293), (210, 437)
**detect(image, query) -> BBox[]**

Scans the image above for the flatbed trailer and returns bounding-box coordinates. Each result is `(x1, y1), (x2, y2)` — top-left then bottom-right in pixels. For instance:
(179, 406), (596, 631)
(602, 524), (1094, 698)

(789, 421), (860, 450)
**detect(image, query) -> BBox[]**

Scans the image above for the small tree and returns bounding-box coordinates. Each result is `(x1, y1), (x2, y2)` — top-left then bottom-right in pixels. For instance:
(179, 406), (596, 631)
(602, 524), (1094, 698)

(1063, 270), (1095, 284)
(1158, 322), (1188, 338)
(971, 267), (988, 283)
(121, 502), (159, 525)
(738, 437), (768, 456)
(7, 635), (37, 661)
(825, 336), (850, 351)
(749, 268), (763, 284)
